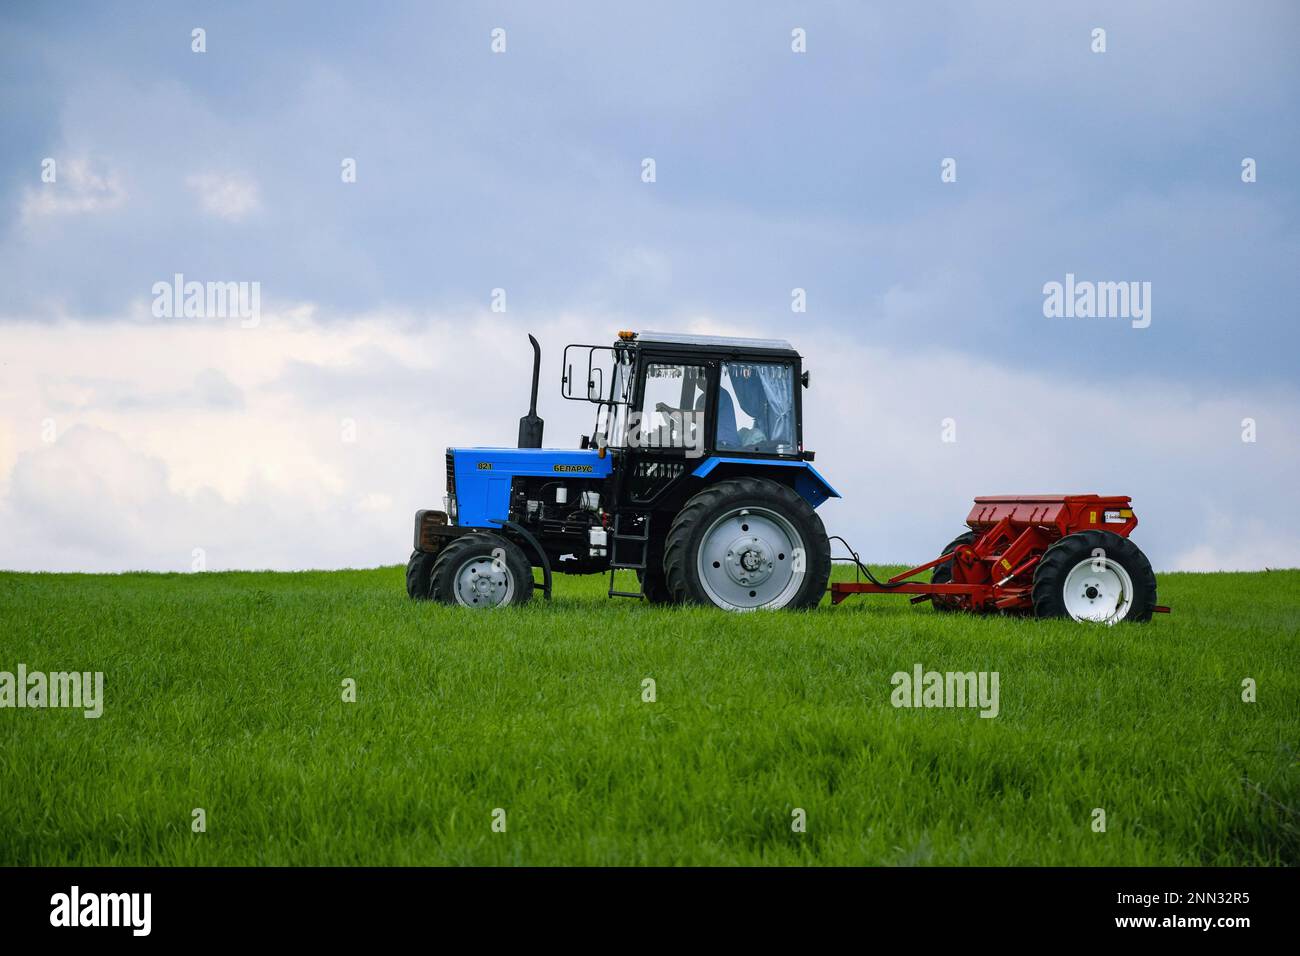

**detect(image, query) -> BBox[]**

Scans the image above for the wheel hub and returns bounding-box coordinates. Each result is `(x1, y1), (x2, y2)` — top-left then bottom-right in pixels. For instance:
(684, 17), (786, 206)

(453, 557), (513, 608)
(1062, 557), (1134, 624)
(726, 538), (774, 587)
(697, 507), (804, 610)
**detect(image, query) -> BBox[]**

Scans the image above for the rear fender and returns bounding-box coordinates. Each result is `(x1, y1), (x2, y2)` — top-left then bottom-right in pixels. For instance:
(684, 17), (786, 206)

(690, 456), (840, 509)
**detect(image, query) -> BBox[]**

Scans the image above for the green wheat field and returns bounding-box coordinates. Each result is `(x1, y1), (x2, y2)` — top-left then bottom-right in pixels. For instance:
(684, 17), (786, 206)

(1, 566), (1296, 866)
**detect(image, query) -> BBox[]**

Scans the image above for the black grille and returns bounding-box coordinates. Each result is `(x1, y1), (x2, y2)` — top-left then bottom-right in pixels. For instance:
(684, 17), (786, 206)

(445, 450), (456, 496)
(628, 459), (685, 505)
(635, 461), (684, 479)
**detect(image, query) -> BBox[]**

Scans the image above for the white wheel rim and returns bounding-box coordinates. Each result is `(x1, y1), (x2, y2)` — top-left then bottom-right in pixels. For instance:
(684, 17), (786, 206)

(1062, 556), (1133, 624)
(696, 506), (805, 611)
(452, 555), (515, 608)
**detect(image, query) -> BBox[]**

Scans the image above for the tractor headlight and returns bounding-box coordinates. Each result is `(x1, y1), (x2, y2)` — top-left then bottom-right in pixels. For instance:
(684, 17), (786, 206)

(444, 493), (458, 523)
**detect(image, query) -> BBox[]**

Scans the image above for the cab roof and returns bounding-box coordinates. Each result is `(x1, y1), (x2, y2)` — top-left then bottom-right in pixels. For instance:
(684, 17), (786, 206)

(632, 330), (798, 354)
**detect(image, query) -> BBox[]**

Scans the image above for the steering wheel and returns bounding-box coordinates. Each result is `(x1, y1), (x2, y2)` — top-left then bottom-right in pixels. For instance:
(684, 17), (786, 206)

(653, 401), (702, 446)
(654, 401), (688, 418)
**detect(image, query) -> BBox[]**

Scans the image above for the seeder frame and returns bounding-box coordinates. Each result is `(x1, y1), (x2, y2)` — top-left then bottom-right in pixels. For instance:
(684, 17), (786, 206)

(829, 495), (1171, 615)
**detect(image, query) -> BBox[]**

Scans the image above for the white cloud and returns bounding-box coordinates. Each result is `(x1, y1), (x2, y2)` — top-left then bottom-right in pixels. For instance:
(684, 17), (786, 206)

(186, 172), (261, 222)
(357, 492), (394, 513)
(802, 328), (1300, 572)
(1169, 510), (1300, 572)
(20, 159), (126, 223)
(0, 314), (1296, 574)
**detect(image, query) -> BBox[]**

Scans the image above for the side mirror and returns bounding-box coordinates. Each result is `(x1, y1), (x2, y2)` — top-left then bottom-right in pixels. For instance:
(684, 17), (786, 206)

(561, 344), (616, 404)
(801, 370), (810, 389)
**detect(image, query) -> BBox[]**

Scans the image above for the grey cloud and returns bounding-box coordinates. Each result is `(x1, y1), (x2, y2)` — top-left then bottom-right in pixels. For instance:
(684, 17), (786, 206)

(40, 368), (245, 413)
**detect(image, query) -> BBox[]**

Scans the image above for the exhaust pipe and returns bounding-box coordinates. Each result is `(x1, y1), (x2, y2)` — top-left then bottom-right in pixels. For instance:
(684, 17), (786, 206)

(517, 334), (544, 448)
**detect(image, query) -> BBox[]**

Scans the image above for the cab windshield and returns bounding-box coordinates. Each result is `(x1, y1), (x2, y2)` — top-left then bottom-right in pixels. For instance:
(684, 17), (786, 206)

(593, 350), (635, 449)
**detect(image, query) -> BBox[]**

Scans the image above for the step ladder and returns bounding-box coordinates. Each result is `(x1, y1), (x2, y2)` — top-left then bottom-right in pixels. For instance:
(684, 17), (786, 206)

(607, 511), (651, 599)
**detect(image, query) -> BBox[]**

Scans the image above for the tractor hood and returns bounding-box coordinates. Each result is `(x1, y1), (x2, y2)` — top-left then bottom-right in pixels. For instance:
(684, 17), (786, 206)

(448, 446), (613, 477)
(446, 447), (613, 527)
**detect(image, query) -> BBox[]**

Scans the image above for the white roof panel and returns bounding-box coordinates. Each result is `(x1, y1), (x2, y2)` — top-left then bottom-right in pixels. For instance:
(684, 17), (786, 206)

(636, 330), (797, 351)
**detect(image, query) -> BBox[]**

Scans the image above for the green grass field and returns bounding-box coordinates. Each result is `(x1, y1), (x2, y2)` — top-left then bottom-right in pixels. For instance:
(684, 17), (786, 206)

(1, 565), (1296, 866)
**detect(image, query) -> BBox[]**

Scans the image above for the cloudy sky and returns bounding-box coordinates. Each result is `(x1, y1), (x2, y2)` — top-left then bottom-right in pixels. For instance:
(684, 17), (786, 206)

(1, 0), (1297, 573)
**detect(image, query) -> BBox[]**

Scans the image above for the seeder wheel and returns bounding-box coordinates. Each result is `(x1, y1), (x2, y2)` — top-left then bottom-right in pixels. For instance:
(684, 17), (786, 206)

(1031, 530), (1157, 624)
(930, 531), (978, 613)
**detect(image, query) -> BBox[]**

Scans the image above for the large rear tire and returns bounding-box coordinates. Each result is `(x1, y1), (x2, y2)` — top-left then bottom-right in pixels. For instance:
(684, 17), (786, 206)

(1032, 530), (1156, 623)
(930, 530), (978, 613)
(664, 477), (831, 611)
(429, 533), (534, 608)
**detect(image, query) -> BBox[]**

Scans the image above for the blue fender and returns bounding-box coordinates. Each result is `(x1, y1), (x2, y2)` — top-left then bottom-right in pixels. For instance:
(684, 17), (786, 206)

(690, 456), (841, 509)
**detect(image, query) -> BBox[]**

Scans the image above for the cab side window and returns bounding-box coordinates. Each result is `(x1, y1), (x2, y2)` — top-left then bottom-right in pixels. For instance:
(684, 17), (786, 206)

(717, 362), (795, 453)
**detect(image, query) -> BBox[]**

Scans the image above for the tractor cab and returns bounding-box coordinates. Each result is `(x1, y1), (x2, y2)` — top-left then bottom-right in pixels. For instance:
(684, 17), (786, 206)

(564, 330), (809, 463)
(560, 330), (836, 532)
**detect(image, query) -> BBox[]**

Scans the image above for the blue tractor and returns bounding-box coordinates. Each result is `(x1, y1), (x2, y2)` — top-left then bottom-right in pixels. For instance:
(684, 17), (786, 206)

(407, 330), (839, 611)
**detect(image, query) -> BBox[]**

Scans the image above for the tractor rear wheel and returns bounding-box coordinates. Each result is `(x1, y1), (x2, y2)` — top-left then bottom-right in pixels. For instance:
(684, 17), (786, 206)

(1032, 530), (1156, 624)
(664, 477), (831, 611)
(429, 532), (534, 608)
(406, 549), (438, 600)
(930, 531), (978, 612)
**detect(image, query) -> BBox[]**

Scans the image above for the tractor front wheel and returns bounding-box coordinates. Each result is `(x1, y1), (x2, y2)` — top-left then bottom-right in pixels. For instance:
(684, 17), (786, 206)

(1032, 530), (1156, 624)
(406, 549), (438, 600)
(664, 477), (831, 611)
(429, 533), (534, 608)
